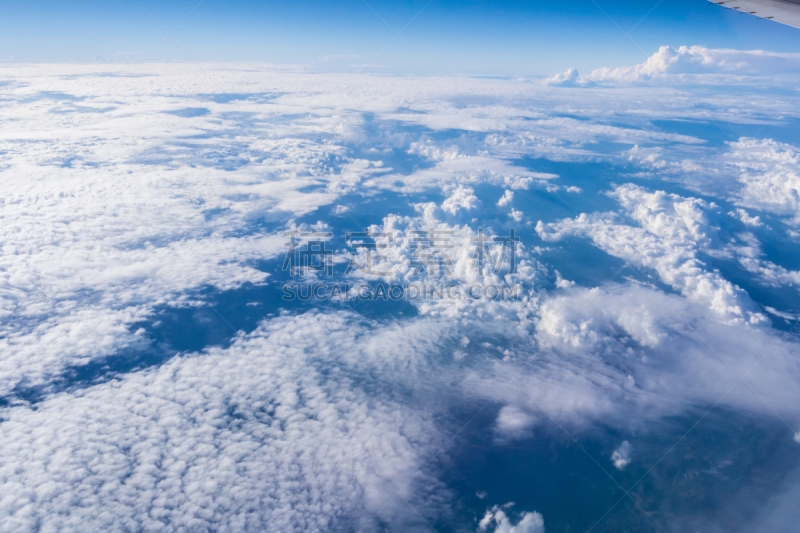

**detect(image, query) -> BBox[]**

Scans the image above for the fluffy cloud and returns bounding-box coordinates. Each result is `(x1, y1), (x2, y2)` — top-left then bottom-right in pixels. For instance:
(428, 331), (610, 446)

(2, 58), (800, 532)
(607, 184), (800, 291)
(494, 405), (536, 442)
(544, 67), (581, 87)
(497, 190), (513, 207)
(537, 184), (765, 323)
(20, 283), (800, 530)
(729, 208), (764, 228)
(0, 311), (454, 532)
(584, 46), (800, 84)
(722, 232), (800, 289)
(441, 185), (482, 217)
(478, 504), (544, 533)
(527, 284), (800, 429)
(338, 192), (547, 307)
(726, 138), (800, 222)
(611, 440), (632, 470)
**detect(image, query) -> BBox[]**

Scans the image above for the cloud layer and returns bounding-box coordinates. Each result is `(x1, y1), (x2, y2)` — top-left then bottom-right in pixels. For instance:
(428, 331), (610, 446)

(547, 45), (800, 86)
(1, 56), (800, 531)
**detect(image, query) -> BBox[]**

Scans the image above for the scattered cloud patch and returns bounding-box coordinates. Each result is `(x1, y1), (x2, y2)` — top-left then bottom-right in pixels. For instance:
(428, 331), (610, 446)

(497, 190), (514, 207)
(479, 504), (545, 533)
(585, 46), (800, 85)
(729, 208), (764, 227)
(544, 67), (582, 87)
(494, 405), (536, 441)
(612, 440), (633, 470)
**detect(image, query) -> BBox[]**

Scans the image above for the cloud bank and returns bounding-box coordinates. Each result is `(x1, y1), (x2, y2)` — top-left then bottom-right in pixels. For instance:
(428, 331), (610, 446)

(547, 45), (800, 86)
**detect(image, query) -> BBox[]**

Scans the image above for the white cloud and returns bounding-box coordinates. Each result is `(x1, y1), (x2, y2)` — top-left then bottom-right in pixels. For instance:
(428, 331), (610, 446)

(408, 139), (461, 162)
(531, 284), (800, 426)
(365, 155), (557, 193)
(726, 138), (800, 223)
(341, 203), (547, 306)
(536, 184), (766, 323)
(2, 60), (800, 531)
(612, 440), (632, 470)
(18, 283), (799, 530)
(494, 405), (536, 441)
(442, 185), (482, 216)
(609, 184), (718, 247)
(724, 232), (800, 289)
(544, 67), (581, 87)
(497, 190), (514, 207)
(478, 504), (544, 533)
(597, 185), (800, 292)
(332, 204), (351, 215)
(729, 208), (764, 228)
(0, 311), (453, 532)
(584, 46), (800, 85)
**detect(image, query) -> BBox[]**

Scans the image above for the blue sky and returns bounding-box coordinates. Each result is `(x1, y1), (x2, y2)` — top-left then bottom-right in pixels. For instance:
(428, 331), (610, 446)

(2, 0), (800, 76)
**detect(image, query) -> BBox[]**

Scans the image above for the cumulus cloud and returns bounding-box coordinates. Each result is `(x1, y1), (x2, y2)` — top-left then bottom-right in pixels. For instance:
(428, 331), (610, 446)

(726, 138), (800, 223)
(584, 46), (800, 84)
(494, 405), (536, 442)
(545, 181), (800, 295)
(537, 184), (766, 323)
(612, 440), (633, 470)
(340, 198), (547, 307)
(3, 59), (800, 533)
(478, 504), (544, 533)
(497, 190), (514, 207)
(729, 208), (764, 228)
(544, 67), (582, 87)
(442, 185), (482, 216)
(516, 283), (800, 430)
(724, 232), (800, 289)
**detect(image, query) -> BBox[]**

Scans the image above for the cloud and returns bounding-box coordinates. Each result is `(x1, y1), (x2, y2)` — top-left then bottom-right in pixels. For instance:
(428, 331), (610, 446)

(366, 155), (558, 193)
(497, 190), (513, 207)
(726, 138), (800, 223)
(3, 60), (800, 532)
(441, 185), (482, 217)
(19, 283), (795, 530)
(539, 284), (800, 421)
(605, 184), (800, 291)
(0, 311), (456, 532)
(339, 197), (547, 303)
(584, 46), (800, 84)
(723, 232), (800, 289)
(452, 279), (800, 447)
(478, 504), (545, 533)
(3, 256), (800, 530)
(729, 208), (764, 228)
(544, 67), (582, 87)
(612, 440), (632, 470)
(536, 184), (766, 323)
(494, 405), (536, 442)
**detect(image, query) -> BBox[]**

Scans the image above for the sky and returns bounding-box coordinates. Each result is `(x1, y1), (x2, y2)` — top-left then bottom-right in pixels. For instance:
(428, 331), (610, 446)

(2, 0), (800, 75)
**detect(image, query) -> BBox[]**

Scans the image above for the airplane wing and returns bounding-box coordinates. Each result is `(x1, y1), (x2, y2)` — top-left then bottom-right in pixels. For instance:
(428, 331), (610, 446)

(708, 0), (800, 29)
